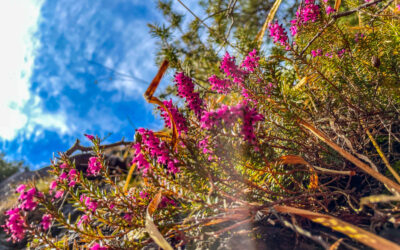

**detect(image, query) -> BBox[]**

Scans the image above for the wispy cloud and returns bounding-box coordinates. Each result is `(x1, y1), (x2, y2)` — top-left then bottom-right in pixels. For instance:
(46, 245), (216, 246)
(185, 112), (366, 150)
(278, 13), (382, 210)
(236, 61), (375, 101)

(1, 0), (169, 168)
(0, 0), (43, 140)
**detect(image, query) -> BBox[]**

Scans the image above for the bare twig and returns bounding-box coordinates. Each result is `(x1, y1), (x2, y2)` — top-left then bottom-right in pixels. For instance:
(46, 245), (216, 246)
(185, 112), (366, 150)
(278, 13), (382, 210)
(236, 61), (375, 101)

(65, 139), (133, 156)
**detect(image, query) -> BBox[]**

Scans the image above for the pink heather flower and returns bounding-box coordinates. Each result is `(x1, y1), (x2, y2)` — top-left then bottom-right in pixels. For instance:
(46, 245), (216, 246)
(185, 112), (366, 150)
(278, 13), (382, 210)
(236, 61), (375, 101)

(84, 134), (95, 140)
(123, 213), (133, 221)
(81, 195), (98, 212)
(268, 22), (288, 46)
(159, 196), (176, 208)
(87, 157), (102, 176)
(337, 48), (346, 58)
(159, 100), (188, 135)
(199, 137), (213, 156)
(15, 184), (26, 193)
(49, 181), (58, 191)
(326, 5), (335, 14)
(109, 203), (115, 210)
(290, 0), (320, 36)
(240, 49), (260, 73)
(139, 191), (149, 200)
(19, 188), (38, 211)
(59, 163), (68, 169)
(59, 172), (68, 180)
(68, 169), (78, 187)
(1, 208), (26, 242)
(290, 20), (298, 36)
(397, 4), (400, 11)
(325, 52), (333, 58)
(91, 243), (108, 250)
(208, 75), (232, 94)
(220, 52), (247, 83)
(311, 49), (322, 57)
(200, 103), (264, 144)
(77, 214), (89, 226)
(131, 144), (151, 174)
(296, 0), (320, 24)
(54, 189), (64, 199)
(132, 128), (180, 175)
(40, 214), (52, 230)
(174, 72), (204, 118)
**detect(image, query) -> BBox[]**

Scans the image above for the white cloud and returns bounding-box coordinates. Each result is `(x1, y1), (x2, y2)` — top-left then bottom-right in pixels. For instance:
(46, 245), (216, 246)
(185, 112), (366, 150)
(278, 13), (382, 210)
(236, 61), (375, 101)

(0, 0), (44, 140)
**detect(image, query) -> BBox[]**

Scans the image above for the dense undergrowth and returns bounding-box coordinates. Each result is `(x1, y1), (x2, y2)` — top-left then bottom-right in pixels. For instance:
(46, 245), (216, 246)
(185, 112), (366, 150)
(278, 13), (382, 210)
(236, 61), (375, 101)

(2, 0), (400, 249)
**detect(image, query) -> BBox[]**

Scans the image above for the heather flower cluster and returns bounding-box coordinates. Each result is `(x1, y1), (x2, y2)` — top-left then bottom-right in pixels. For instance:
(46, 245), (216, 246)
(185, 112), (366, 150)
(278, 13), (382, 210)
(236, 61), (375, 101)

(80, 194), (98, 212)
(1, 208), (25, 242)
(290, 0), (320, 36)
(198, 136), (214, 161)
(159, 99), (188, 135)
(311, 49), (322, 57)
(269, 22), (289, 45)
(240, 49), (260, 73)
(1, 185), (47, 242)
(132, 128), (179, 174)
(174, 72), (204, 118)
(40, 214), (52, 231)
(200, 103), (264, 144)
(208, 74), (232, 94)
(87, 157), (102, 176)
(220, 52), (247, 83)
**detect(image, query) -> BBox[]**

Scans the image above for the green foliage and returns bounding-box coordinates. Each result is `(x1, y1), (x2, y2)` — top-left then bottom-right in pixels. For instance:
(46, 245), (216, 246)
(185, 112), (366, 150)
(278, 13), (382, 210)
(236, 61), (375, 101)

(0, 152), (26, 182)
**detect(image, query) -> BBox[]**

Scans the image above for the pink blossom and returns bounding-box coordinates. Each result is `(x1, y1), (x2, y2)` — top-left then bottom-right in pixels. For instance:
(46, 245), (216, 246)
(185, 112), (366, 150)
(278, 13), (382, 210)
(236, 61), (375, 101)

(19, 188), (38, 211)
(139, 191), (149, 200)
(49, 181), (58, 191)
(337, 48), (346, 58)
(59, 172), (68, 180)
(59, 163), (68, 169)
(269, 22), (288, 45)
(174, 72), (204, 118)
(68, 169), (78, 187)
(326, 5), (335, 14)
(54, 190), (64, 199)
(159, 100), (188, 135)
(40, 214), (52, 230)
(200, 103), (264, 144)
(81, 195), (98, 212)
(159, 196), (176, 208)
(131, 145), (151, 174)
(132, 128), (180, 175)
(123, 213), (133, 221)
(91, 243), (108, 250)
(311, 49), (322, 57)
(84, 134), (95, 140)
(220, 52), (247, 83)
(208, 75), (232, 94)
(241, 49), (260, 73)
(87, 157), (102, 176)
(290, 0), (320, 36)
(1, 208), (26, 242)
(199, 137), (213, 156)
(15, 184), (26, 193)
(109, 203), (115, 210)
(325, 52), (333, 58)
(77, 214), (89, 226)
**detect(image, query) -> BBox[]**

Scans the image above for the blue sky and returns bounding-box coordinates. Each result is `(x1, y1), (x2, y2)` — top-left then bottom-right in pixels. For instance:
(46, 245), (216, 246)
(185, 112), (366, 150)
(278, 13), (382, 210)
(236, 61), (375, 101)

(0, 0), (200, 169)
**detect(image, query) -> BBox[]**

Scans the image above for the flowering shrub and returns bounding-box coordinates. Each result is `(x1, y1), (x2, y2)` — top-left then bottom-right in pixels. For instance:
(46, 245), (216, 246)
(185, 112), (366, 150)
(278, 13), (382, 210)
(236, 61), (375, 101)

(2, 0), (400, 249)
